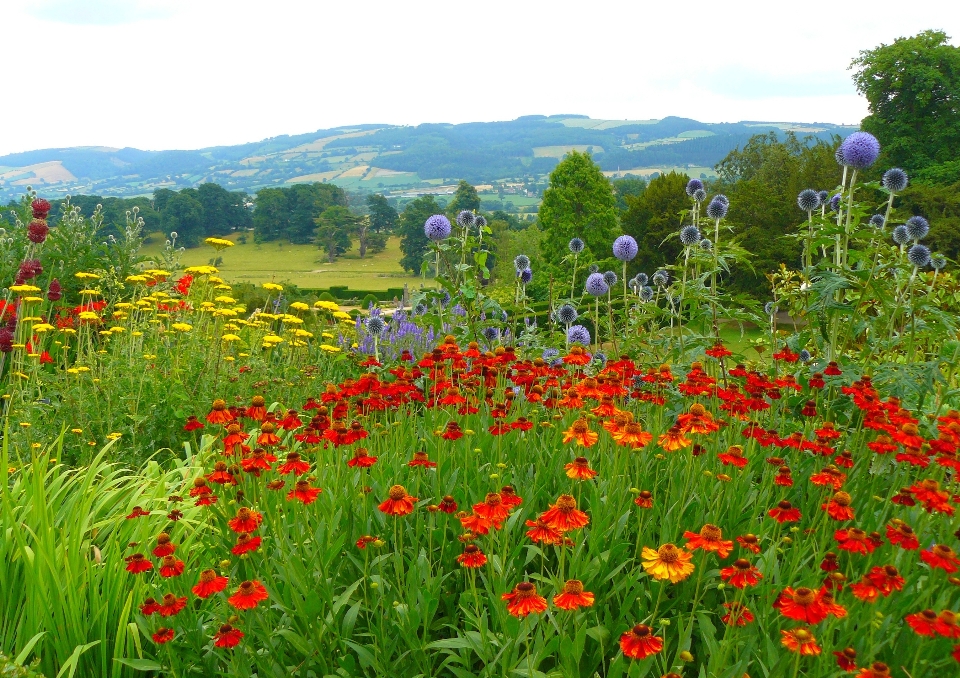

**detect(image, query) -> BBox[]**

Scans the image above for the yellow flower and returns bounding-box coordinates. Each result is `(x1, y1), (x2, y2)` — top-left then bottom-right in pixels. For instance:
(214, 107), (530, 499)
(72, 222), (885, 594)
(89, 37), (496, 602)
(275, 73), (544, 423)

(172, 323), (192, 332)
(289, 301), (309, 311)
(143, 269), (171, 277)
(224, 356), (235, 362)
(213, 308), (237, 317)
(78, 311), (99, 321)
(184, 265), (219, 275)
(74, 272), (100, 280)
(263, 283), (283, 291)
(641, 544), (695, 583)
(143, 354), (157, 359)
(110, 326), (125, 334)
(79, 289), (100, 295)
(106, 432), (122, 440)
(281, 315), (303, 325)
(321, 332), (334, 339)
(32, 323), (55, 333)
(214, 296), (236, 304)
(313, 300), (341, 311)
(214, 283), (232, 290)
(132, 331), (143, 337)
(319, 344), (341, 353)
(9, 284), (41, 294)
(333, 311), (352, 320)
(19, 422), (31, 428)
(125, 275), (148, 283)
(204, 237), (235, 250)
(72, 428), (83, 434)
(262, 334), (283, 344)
(222, 334), (242, 342)
(115, 302), (133, 309)
(23, 296), (44, 303)
(294, 329), (313, 338)
(60, 328), (77, 335)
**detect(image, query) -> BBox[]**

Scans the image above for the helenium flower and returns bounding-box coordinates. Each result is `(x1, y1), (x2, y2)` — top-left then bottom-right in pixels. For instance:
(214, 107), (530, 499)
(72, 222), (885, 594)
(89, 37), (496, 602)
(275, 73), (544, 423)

(424, 214), (452, 241)
(839, 132), (881, 169)
(612, 235), (638, 261)
(585, 272), (608, 296)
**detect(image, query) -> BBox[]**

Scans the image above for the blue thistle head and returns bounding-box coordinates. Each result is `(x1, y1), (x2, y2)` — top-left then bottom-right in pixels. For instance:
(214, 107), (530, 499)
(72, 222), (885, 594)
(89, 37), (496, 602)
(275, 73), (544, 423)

(518, 267), (533, 285)
(882, 168), (908, 193)
(680, 225), (702, 246)
(424, 214), (452, 241)
(542, 348), (559, 360)
(797, 189), (821, 212)
(869, 214), (885, 229)
(366, 316), (386, 336)
(636, 272), (648, 286)
(613, 234), (639, 261)
(817, 190), (829, 205)
(588, 263), (600, 274)
(482, 326), (500, 342)
(639, 286), (654, 301)
(706, 196), (729, 220)
(555, 303), (578, 324)
(931, 254), (947, 271)
(568, 237), (585, 254)
(685, 179), (704, 196)
(585, 272), (608, 296)
(829, 194), (842, 212)
(603, 270), (618, 287)
(908, 244), (931, 268)
(892, 225), (910, 245)
(474, 215), (487, 229)
(839, 132), (881, 169)
(513, 254), (531, 271)
(456, 210), (475, 228)
(652, 269), (669, 287)
(692, 188), (707, 203)
(567, 324), (591, 346)
(765, 301), (777, 316)
(905, 216), (929, 241)
(699, 238), (713, 251)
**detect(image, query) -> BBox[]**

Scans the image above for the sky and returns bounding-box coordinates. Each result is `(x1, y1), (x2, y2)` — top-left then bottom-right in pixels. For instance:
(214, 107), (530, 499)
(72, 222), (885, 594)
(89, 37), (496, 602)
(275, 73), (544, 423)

(0, 0), (956, 157)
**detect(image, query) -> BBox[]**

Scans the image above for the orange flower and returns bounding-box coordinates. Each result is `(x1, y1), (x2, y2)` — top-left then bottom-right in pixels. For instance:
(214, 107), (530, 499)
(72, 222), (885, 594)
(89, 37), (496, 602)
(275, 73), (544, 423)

(612, 422), (653, 448)
(256, 421), (281, 446)
(455, 544), (487, 568)
(540, 494), (590, 532)
(721, 602), (754, 626)
(206, 398), (234, 424)
(192, 569), (229, 598)
(227, 507), (263, 534)
(719, 558), (762, 588)
(657, 425), (692, 451)
(683, 524), (733, 558)
(619, 624), (663, 659)
(553, 579), (595, 611)
(525, 518), (563, 545)
(287, 480), (322, 504)
(501, 582), (548, 617)
(768, 500), (802, 523)
(562, 418), (599, 447)
(379, 485), (418, 516)
(634, 490), (653, 508)
(781, 627), (821, 655)
(822, 491), (855, 521)
(564, 456), (598, 480)
(774, 587), (829, 624)
(227, 580), (269, 610)
(473, 493), (511, 525)
(676, 403), (720, 434)
(641, 543), (695, 583)
(905, 609), (939, 636)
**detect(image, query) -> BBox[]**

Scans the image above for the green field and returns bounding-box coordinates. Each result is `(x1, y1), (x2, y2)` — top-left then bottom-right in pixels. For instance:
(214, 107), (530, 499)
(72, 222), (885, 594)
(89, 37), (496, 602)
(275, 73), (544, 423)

(140, 233), (432, 291)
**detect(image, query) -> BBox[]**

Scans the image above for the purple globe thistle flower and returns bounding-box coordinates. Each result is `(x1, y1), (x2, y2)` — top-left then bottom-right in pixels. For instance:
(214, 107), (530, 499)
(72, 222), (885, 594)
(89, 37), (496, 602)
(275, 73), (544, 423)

(679, 225), (701, 246)
(692, 188), (707, 203)
(366, 316), (387, 336)
(414, 302), (427, 316)
(628, 277), (640, 292)
(834, 146), (846, 166)
(905, 216), (929, 241)
(513, 254), (531, 271)
(456, 210), (475, 228)
(764, 302), (777, 316)
(482, 326), (501, 342)
(652, 269), (669, 287)
(612, 234), (638, 261)
(797, 189), (821, 212)
(817, 190), (829, 205)
(47, 278), (62, 301)
(542, 348), (559, 360)
(799, 349), (812, 362)
(603, 270), (618, 287)
(587, 263), (600, 274)
(636, 272), (648, 286)
(424, 214), (452, 241)
(882, 168), (908, 193)
(555, 303), (578, 324)
(908, 243), (931, 268)
(518, 267), (533, 285)
(568, 237), (585, 254)
(639, 286), (654, 301)
(685, 179), (704, 196)
(892, 225), (910, 245)
(829, 193), (842, 212)
(869, 214), (885, 229)
(585, 272), (608, 296)
(930, 254), (947, 271)
(567, 324), (591, 346)
(699, 238), (712, 251)
(474, 214), (487, 229)
(706, 195), (728, 220)
(839, 132), (881, 169)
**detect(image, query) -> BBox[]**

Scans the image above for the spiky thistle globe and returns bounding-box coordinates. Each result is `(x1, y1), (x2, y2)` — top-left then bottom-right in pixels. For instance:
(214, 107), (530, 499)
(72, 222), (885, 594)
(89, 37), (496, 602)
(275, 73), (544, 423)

(799, 349), (812, 362)
(817, 190), (829, 205)
(585, 272), (608, 296)
(518, 267), (533, 284)
(639, 286), (654, 301)
(588, 264), (600, 274)
(482, 326), (500, 342)
(834, 146), (846, 166)
(414, 303), (427, 315)
(829, 194), (842, 212)
(629, 277), (640, 292)
(908, 243), (932, 268)
(685, 179), (704, 196)
(839, 132), (881, 169)
(930, 254), (947, 271)
(513, 254), (531, 271)
(869, 214), (885, 229)
(542, 348), (559, 360)
(568, 237), (585, 254)
(636, 273), (648, 286)
(679, 225), (702, 246)
(424, 214), (452, 241)
(456, 210), (475, 228)
(905, 216), (929, 241)
(612, 234), (638, 261)
(892, 225), (910, 245)
(764, 302), (777, 316)
(603, 270), (618, 287)
(365, 316), (387, 336)
(567, 324), (591, 346)
(706, 196), (728, 220)
(555, 303), (578, 324)
(692, 188), (707, 203)
(474, 215), (487, 229)
(882, 168), (908, 193)
(652, 269), (669, 287)
(797, 189), (821, 212)
(699, 238), (713, 251)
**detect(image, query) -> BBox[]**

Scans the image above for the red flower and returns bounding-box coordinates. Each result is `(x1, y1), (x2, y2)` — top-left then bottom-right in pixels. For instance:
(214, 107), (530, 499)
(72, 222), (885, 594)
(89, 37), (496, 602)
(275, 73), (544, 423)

(152, 533), (176, 557)
(619, 624), (664, 659)
(206, 399), (234, 425)
(768, 500), (801, 523)
(935, 610), (960, 639)
(407, 451), (437, 468)
(379, 485), (417, 516)
(921, 544), (960, 573)
(125, 506), (151, 520)
(228, 507), (263, 534)
(256, 421), (281, 446)
(834, 528), (876, 555)
(721, 602), (754, 626)
(736, 534), (761, 554)
(822, 492), (855, 521)
(227, 580), (269, 610)
(438, 495), (458, 514)
(152, 627), (175, 644)
(833, 647), (858, 672)
(719, 558), (762, 588)
(157, 593), (188, 617)
(159, 555), (185, 578)
(277, 452), (310, 475)
(564, 456), (598, 480)
(683, 524), (733, 558)
(287, 480), (322, 504)
(634, 490), (653, 508)
(192, 569), (229, 598)
(553, 579), (595, 611)
(540, 494), (589, 532)
(455, 544), (487, 568)
(501, 582), (548, 617)
(473, 493), (511, 526)
(183, 415), (204, 431)
(124, 553), (153, 574)
(232, 534), (261, 556)
(706, 343), (732, 358)
(348, 448), (378, 468)
(774, 587), (829, 624)
(140, 598), (161, 616)
(865, 565), (904, 596)
(781, 627), (821, 655)
(906, 609), (940, 636)
(213, 623), (244, 648)
(525, 518), (563, 545)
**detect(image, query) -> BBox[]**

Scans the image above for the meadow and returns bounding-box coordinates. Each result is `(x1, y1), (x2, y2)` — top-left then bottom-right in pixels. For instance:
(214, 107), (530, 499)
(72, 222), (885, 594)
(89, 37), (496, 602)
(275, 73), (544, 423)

(1, 130), (959, 678)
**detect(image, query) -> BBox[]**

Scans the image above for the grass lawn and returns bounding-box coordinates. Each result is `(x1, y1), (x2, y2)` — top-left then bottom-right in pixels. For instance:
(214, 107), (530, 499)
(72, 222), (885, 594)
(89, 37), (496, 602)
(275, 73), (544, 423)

(140, 234), (433, 291)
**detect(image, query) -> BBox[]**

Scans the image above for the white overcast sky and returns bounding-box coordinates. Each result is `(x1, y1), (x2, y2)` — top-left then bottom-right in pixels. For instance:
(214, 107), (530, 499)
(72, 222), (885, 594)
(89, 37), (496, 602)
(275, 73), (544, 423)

(0, 0), (956, 157)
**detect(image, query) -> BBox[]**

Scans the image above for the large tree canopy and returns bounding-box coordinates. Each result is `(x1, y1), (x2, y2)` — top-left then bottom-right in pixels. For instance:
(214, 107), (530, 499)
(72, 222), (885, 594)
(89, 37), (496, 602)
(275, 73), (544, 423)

(398, 195), (441, 273)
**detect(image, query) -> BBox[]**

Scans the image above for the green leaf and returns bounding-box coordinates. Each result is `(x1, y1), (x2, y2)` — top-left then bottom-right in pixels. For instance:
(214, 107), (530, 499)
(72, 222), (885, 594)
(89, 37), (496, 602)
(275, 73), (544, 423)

(14, 632), (46, 666)
(114, 658), (163, 672)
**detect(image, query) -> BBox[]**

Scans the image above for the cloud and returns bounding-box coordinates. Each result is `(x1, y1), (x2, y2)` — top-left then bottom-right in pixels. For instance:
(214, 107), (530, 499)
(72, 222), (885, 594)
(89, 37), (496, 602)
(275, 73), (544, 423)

(25, 0), (179, 25)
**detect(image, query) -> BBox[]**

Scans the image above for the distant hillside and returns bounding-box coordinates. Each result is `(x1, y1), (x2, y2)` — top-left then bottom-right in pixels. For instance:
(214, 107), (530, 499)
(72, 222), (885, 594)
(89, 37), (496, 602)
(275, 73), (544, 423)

(0, 116), (856, 203)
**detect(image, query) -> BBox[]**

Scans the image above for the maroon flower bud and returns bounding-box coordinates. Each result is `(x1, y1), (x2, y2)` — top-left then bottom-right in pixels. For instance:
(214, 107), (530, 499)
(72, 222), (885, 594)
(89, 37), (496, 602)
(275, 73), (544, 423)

(28, 219), (49, 244)
(31, 198), (51, 219)
(47, 278), (62, 301)
(0, 327), (13, 353)
(17, 259), (42, 281)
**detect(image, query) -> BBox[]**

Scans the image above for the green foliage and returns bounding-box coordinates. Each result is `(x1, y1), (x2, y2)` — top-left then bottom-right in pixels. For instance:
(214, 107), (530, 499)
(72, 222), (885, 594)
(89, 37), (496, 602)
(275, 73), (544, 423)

(0, 652), (45, 678)
(446, 180), (480, 215)
(621, 170), (690, 276)
(161, 189), (204, 247)
(365, 193), (398, 233)
(314, 206), (357, 263)
(900, 180), (960, 260)
(318, 291), (337, 302)
(397, 195), (440, 273)
(538, 151), (619, 268)
(253, 183), (347, 245)
(852, 30), (960, 172)
(612, 176), (646, 211)
(195, 183), (252, 236)
(361, 293), (379, 310)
